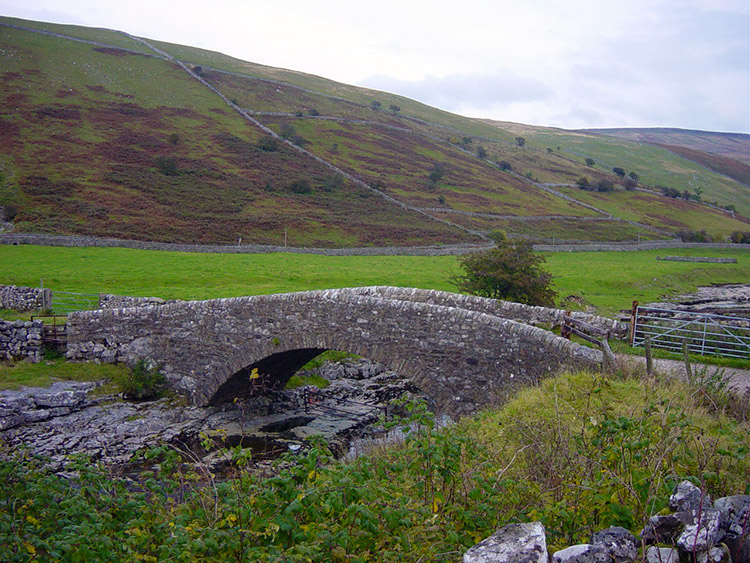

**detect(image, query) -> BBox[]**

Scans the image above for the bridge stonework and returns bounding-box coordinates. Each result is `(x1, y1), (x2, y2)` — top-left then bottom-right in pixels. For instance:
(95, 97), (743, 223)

(66, 288), (602, 418)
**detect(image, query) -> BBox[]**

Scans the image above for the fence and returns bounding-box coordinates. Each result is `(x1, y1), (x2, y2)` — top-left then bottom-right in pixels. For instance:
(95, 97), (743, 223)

(51, 291), (101, 314)
(630, 304), (750, 360)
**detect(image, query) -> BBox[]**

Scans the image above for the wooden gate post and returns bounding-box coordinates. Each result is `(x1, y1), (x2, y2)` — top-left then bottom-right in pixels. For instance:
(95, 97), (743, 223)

(628, 300), (638, 346)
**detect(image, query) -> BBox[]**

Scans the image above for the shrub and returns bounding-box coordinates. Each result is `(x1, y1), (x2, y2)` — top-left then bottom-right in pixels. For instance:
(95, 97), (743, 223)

(729, 231), (750, 243)
(451, 233), (557, 306)
(114, 358), (166, 400)
(676, 229), (713, 242)
(1, 203), (18, 221)
(257, 135), (280, 152)
(155, 156), (178, 176)
(658, 185), (681, 198)
(288, 179), (311, 194)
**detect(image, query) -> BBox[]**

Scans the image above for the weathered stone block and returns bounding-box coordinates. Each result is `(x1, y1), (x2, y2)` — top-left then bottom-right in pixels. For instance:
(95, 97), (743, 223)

(552, 544), (610, 563)
(676, 508), (724, 553)
(463, 522), (547, 563)
(590, 526), (638, 563)
(670, 480), (712, 513)
(644, 546), (679, 563)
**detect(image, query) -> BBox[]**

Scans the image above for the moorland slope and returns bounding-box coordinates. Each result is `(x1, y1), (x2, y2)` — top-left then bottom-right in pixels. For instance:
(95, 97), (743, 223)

(0, 16), (747, 247)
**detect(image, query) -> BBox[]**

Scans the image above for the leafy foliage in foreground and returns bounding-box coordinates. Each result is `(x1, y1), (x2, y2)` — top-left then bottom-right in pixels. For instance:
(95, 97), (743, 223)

(0, 371), (747, 561)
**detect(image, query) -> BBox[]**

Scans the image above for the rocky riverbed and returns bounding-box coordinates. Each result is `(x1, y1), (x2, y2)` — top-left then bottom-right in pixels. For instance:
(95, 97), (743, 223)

(0, 359), (425, 472)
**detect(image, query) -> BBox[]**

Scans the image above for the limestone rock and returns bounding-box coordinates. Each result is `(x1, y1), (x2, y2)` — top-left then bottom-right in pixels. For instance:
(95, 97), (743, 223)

(714, 494), (750, 533)
(463, 521), (547, 563)
(670, 480), (712, 513)
(676, 508), (725, 553)
(590, 526), (638, 563)
(552, 544), (609, 563)
(641, 512), (694, 545)
(644, 546), (679, 563)
(696, 545), (731, 563)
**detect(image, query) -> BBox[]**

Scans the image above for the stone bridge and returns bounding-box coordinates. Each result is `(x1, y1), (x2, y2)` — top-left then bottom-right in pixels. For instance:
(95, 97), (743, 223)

(66, 287), (606, 417)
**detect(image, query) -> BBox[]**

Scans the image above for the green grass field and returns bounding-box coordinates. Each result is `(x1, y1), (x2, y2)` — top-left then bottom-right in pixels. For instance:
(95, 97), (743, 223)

(0, 245), (747, 316)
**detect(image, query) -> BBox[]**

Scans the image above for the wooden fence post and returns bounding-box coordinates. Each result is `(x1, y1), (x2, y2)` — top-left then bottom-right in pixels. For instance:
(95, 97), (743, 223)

(628, 300), (639, 346)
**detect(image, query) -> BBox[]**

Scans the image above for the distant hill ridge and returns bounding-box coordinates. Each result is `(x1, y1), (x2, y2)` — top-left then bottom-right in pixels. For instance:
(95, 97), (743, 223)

(0, 16), (747, 247)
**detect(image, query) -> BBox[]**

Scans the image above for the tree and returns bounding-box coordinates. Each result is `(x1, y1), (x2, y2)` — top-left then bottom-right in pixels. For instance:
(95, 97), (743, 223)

(576, 177), (591, 190)
(498, 160), (512, 171)
(451, 234), (557, 306)
(515, 136), (526, 147)
(388, 104), (400, 114)
(628, 171), (639, 182)
(280, 123), (297, 140)
(370, 100), (382, 111)
(612, 167), (626, 177)
(476, 146), (488, 159)
(427, 163), (446, 187)
(595, 179), (615, 192)
(585, 158), (595, 167)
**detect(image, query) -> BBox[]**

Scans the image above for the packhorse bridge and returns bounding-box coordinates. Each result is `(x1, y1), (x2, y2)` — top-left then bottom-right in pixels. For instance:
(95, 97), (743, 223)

(66, 287), (610, 417)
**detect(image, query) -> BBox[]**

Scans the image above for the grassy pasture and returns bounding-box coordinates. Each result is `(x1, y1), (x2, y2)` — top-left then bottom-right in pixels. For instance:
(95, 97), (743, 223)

(0, 245), (747, 316)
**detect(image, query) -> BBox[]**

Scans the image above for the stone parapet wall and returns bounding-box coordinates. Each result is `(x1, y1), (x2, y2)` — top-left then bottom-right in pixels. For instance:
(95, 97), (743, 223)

(0, 319), (43, 362)
(0, 284), (51, 312)
(348, 286), (628, 336)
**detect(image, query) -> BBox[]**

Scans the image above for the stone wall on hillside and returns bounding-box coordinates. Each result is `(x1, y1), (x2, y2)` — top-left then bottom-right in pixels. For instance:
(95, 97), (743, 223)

(0, 285), (51, 312)
(2, 233), (747, 255)
(0, 319), (43, 362)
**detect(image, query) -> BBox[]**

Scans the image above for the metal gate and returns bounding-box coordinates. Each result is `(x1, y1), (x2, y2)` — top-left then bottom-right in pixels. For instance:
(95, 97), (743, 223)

(631, 305), (750, 359)
(51, 291), (101, 314)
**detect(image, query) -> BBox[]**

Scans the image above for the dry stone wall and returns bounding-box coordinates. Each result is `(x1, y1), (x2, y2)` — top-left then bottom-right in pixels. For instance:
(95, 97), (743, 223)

(99, 294), (168, 309)
(2, 233), (747, 256)
(66, 288), (602, 418)
(0, 284), (51, 312)
(0, 319), (43, 362)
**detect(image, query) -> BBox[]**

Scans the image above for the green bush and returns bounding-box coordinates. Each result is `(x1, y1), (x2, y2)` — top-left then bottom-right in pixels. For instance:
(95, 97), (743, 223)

(114, 359), (166, 400)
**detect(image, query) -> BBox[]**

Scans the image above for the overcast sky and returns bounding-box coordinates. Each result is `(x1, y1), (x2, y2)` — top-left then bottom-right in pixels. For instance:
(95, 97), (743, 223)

(2, 0), (748, 133)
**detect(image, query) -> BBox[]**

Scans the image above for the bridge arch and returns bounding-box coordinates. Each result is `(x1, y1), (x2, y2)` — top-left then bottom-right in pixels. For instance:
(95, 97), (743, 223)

(67, 288), (602, 417)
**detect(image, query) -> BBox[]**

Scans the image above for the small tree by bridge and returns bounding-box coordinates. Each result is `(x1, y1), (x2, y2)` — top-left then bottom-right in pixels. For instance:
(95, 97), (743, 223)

(451, 233), (557, 306)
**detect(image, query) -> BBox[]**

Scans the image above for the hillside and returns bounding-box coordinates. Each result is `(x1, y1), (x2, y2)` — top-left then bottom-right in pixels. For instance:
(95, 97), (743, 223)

(0, 16), (748, 247)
